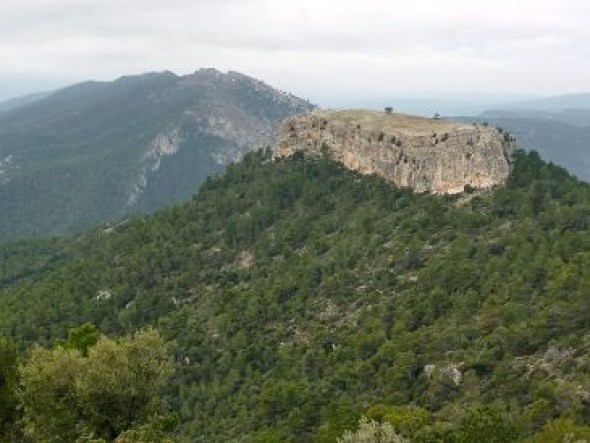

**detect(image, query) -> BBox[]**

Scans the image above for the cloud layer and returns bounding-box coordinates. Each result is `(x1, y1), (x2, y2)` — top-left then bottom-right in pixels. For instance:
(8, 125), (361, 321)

(1, 0), (590, 102)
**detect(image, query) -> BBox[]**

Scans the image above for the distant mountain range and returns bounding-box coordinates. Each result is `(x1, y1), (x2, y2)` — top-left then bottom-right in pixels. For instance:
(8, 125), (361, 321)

(481, 108), (590, 127)
(323, 93), (590, 117)
(0, 91), (53, 113)
(458, 97), (590, 182)
(0, 69), (314, 240)
(496, 93), (590, 111)
(471, 114), (590, 182)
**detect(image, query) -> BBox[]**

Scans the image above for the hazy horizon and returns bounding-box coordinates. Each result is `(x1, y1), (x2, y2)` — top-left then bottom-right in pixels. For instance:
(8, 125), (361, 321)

(0, 68), (585, 117)
(0, 69), (541, 102)
(2, 0), (590, 107)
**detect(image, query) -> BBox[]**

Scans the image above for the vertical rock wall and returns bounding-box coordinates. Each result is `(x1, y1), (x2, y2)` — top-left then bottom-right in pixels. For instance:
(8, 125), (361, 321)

(274, 110), (516, 194)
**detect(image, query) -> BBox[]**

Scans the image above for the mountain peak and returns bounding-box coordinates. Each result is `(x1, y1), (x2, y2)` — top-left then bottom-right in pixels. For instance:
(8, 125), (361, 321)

(0, 69), (315, 239)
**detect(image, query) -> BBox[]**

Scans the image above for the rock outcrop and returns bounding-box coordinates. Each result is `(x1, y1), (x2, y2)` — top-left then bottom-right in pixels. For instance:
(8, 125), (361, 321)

(274, 110), (516, 194)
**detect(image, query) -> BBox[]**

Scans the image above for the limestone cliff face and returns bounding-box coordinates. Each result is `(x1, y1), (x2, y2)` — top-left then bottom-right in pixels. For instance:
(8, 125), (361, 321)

(274, 110), (516, 194)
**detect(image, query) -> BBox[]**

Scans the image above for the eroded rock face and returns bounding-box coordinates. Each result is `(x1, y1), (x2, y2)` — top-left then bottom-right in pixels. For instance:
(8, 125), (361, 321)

(274, 110), (516, 194)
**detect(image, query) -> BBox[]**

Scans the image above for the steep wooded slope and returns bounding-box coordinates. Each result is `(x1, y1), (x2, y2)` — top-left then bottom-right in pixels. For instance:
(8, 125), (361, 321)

(0, 150), (589, 441)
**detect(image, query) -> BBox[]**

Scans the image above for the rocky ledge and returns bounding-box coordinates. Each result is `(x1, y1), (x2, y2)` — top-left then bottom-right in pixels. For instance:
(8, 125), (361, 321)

(273, 110), (516, 194)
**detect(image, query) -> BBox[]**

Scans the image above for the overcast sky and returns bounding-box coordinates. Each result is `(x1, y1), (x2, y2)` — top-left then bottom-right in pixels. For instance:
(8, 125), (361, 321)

(1, 0), (590, 104)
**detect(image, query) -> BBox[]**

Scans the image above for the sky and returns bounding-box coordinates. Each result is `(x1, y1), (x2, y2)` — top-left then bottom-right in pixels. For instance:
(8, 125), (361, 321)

(1, 0), (590, 105)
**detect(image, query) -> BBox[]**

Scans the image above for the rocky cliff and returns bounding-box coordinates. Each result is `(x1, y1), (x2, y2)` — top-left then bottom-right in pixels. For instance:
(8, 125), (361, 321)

(274, 110), (516, 194)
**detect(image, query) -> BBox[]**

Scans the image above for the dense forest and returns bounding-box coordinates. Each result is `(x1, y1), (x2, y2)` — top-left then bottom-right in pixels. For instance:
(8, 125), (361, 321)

(1, 148), (589, 442)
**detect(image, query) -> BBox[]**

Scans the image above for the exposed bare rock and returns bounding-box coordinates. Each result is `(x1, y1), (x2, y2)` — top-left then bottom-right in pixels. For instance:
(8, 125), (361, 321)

(95, 289), (113, 300)
(0, 154), (13, 183)
(126, 69), (315, 208)
(424, 362), (464, 386)
(274, 110), (516, 194)
(236, 250), (254, 269)
(127, 128), (184, 206)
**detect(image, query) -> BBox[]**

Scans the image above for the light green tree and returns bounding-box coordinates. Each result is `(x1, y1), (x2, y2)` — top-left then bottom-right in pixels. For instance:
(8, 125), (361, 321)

(458, 406), (520, 443)
(526, 418), (590, 443)
(338, 417), (408, 443)
(19, 328), (174, 442)
(365, 404), (429, 437)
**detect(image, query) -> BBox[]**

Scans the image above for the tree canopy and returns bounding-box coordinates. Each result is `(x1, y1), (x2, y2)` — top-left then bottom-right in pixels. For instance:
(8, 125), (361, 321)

(0, 149), (589, 441)
(18, 328), (174, 442)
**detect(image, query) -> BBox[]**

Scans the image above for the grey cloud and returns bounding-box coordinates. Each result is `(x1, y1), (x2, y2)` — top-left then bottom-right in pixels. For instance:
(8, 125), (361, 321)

(1, 0), (590, 100)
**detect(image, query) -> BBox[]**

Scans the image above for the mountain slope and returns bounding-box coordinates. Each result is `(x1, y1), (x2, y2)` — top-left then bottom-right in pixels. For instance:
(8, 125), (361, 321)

(1, 149), (589, 441)
(481, 108), (590, 127)
(0, 91), (53, 113)
(458, 114), (590, 182)
(0, 69), (314, 240)
(497, 93), (590, 110)
(456, 93), (590, 183)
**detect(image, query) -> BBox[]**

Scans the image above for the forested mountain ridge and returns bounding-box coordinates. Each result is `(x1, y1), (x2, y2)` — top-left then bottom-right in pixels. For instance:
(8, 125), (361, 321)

(1, 149), (589, 441)
(0, 69), (314, 240)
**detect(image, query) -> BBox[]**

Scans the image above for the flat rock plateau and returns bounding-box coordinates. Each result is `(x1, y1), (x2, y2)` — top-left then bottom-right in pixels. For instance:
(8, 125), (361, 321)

(274, 109), (516, 194)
